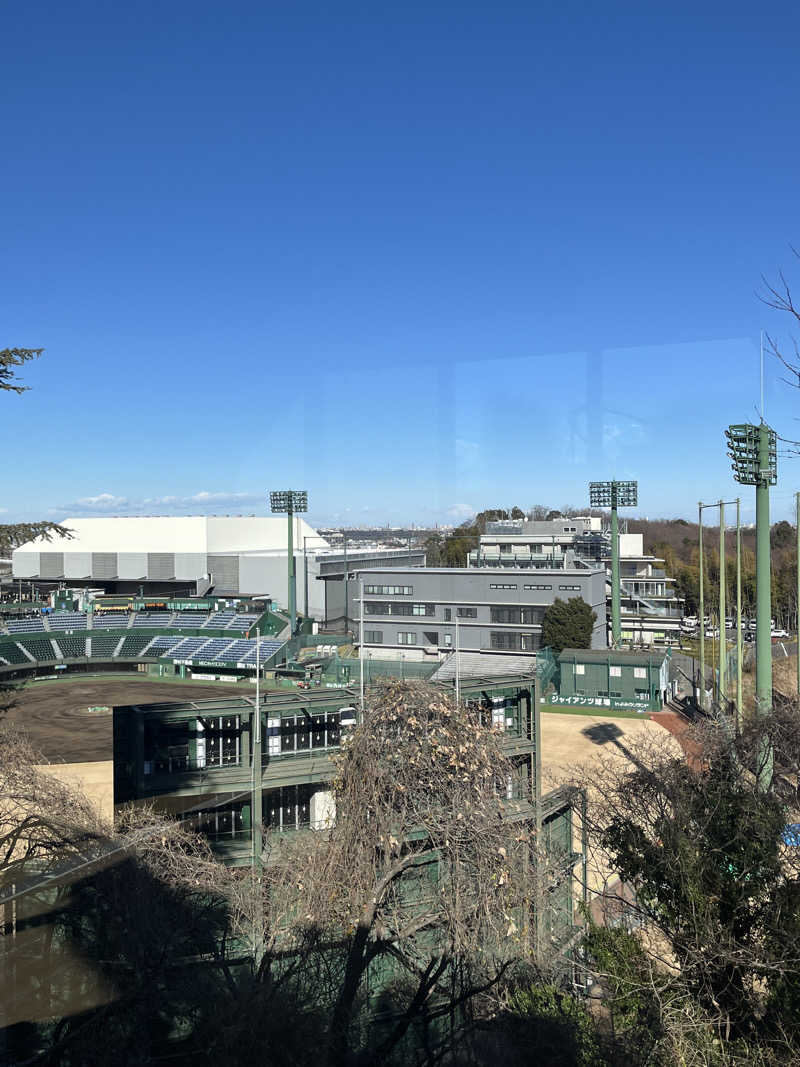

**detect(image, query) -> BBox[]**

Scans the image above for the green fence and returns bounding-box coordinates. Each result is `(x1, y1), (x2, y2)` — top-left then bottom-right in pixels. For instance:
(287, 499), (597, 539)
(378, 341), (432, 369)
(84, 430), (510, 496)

(322, 657), (438, 685)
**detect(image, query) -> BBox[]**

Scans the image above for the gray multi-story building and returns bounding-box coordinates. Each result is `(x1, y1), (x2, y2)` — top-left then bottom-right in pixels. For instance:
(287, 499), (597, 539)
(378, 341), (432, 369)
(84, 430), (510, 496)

(469, 516), (683, 646)
(349, 566), (607, 659)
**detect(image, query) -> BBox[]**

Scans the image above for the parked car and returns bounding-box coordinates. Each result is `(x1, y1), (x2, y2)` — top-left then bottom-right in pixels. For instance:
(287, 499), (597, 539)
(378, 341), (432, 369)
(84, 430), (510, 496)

(771, 628), (789, 639)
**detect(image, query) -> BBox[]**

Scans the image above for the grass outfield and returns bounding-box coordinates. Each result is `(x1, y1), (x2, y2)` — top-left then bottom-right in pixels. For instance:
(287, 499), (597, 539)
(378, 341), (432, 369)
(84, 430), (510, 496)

(540, 702), (651, 719)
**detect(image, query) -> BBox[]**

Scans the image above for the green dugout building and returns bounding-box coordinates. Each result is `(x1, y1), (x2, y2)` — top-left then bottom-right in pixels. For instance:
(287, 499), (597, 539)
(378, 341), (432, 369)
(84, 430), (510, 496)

(554, 647), (670, 713)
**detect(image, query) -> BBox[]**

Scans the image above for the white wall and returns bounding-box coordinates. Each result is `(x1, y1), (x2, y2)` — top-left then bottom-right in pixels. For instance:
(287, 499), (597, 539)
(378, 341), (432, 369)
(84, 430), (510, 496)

(237, 553), (326, 617)
(620, 533), (644, 557)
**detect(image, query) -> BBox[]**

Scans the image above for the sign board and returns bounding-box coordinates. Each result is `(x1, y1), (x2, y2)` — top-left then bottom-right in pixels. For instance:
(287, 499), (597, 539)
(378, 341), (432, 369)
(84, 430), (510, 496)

(546, 694), (650, 713)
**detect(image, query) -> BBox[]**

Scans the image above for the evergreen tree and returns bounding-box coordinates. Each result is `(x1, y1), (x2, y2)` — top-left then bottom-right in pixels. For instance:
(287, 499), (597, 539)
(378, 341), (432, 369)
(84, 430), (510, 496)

(541, 597), (596, 654)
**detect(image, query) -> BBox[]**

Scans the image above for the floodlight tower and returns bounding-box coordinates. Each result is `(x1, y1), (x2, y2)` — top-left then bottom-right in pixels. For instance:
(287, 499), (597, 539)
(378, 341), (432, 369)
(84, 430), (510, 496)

(270, 490), (308, 636)
(589, 480), (638, 647)
(725, 424), (777, 789)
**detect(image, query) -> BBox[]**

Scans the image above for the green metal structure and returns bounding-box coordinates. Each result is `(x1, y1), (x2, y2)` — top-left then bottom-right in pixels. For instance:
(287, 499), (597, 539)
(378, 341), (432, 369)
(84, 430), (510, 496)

(270, 489), (308, 637)
(589, 480), (638, 647)
(726, 422), (777, 790)
(719, 501), (726, 705)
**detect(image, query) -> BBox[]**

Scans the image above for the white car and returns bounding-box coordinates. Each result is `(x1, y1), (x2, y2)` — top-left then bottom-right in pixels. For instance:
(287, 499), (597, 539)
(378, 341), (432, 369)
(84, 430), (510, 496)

(771, 629), (789, 639)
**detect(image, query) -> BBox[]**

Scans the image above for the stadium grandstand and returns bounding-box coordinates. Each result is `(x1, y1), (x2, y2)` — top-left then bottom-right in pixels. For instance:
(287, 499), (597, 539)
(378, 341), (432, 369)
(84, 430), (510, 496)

(0, 600), (289, 681)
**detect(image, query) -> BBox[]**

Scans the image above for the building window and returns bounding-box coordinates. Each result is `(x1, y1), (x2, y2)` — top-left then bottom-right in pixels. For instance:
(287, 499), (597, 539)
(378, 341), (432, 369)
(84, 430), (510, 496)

(574, 664), (585, 675)
(559, 584), (582, 591)
(610, 690), (623, 698)
(364, 601), (390, 615)
(389, 603), (413, 616)
(364, 585), (413, 596)
(490, 583), (517, 590)
(364, 630), (383, 643)
(397, 632), (417, 645)
(524, 584), (552, 590)
(635, 688), (649, 698)
(634, 667), (647, 679)
(444, 633), (452, 646)
(491, 631), (519, 650)
(423, 631), (439, 645)
(444, 608), (451, 621)
(610, 666), (622, 677)
(491, 606), (521, 624)
(412, 603), (435, 616)
(457, 606), (477, 618)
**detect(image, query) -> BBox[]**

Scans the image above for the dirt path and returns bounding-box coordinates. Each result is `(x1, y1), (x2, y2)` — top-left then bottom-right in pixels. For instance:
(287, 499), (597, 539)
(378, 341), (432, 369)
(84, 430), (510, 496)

(650, 709), (702, 768)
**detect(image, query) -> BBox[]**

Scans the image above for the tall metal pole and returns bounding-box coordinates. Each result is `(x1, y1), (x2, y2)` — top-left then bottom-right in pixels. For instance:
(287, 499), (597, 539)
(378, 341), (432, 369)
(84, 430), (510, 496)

(610, 490), (621, 647)
(359, 579), (365, 711)
(342, 531), (348, 635)
(719, 501), (726, 708)
(736, 498), (743, 729)
(755, 425), (772, 718)
(698, 503), (705, 710)
(252, 628), (262, 871)
(455, 615), (461, 706)
(287, 504), (296, 635)
(796, 491), (800, 699)
(755, 423), (773, 790)
(303, 535), (309, 620)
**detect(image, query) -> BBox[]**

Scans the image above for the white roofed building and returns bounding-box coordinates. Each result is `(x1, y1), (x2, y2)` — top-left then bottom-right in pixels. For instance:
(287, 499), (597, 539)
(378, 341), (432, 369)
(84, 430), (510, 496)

(11, 515), (425, 623)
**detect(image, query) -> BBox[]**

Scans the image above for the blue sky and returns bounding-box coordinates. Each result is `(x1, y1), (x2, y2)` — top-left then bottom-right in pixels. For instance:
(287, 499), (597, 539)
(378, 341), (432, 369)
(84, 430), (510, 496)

(3, 2), (800, 527)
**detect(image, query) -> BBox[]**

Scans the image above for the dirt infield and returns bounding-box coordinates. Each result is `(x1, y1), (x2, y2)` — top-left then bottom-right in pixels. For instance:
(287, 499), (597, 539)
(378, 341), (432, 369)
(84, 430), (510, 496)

(4, 677), (256, 764)
(540, 710), (673, 791)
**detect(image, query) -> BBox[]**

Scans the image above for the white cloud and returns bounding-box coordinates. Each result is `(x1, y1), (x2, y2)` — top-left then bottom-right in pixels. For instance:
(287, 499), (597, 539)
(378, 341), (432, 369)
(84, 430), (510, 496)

(446, 503), (475, 520)
(57, 490), (264, 516)
(68, 493), (130, 512)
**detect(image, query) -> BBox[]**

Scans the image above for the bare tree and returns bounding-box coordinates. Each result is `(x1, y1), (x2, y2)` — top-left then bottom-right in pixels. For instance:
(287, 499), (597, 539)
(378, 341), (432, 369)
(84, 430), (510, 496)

(251, 681), (559, 1067)
(0, 725), (240, 1063)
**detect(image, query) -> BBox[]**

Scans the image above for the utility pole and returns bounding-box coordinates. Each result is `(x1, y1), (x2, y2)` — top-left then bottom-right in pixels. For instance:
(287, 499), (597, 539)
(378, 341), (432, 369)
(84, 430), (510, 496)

(796, 491), (800, 699)
(699, 502), (705, 711)
(726, 423), (777, 791)
(342, 531), (348, 635)
(455, 615), (461, 706)
(359, 578), (364, 711)
(252, 628), (262, 871)
(719, 501), (726, 707)
(736, 498), (743, 729)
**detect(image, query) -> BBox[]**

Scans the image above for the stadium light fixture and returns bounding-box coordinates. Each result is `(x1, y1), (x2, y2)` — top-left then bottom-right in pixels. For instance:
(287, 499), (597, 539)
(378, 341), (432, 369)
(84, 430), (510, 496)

(589, 480), (638, 509)
(269, 489), (308, 636)
(269, 490), (308, 514)
(588, 479), (638, 648)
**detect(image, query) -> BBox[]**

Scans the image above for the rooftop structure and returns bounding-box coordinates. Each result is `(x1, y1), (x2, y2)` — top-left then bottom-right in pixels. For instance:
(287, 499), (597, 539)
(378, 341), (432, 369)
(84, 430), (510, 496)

(469, 515), (683, 646)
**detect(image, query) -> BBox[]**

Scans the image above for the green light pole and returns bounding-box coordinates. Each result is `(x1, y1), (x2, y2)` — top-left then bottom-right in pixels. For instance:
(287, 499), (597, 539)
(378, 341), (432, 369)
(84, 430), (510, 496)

(699, 503), (705, 710)
(719, 501), (726, 707)
(796, 490), (800, 699)
(589, 480), (638, 647)
(736, 498), (743, 729)
(726, 423), (777, 790)
(270, 490), (308, 636)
